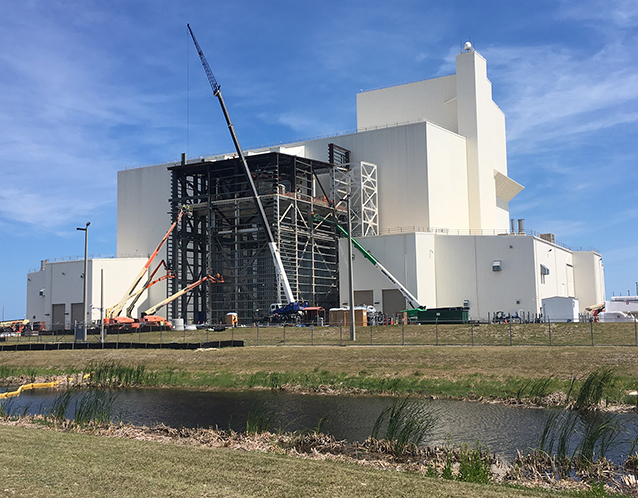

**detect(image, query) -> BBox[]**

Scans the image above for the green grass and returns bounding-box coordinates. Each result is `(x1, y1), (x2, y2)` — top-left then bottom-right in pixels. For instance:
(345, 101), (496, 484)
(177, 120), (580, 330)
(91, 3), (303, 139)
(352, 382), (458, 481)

(0, 424), (579, 497)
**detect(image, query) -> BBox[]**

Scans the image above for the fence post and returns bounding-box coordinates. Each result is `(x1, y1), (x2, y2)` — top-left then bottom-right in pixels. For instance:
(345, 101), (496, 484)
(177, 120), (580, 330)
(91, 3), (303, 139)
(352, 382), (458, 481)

(590, 318), (594, 347)
(548, 318), (552, 346)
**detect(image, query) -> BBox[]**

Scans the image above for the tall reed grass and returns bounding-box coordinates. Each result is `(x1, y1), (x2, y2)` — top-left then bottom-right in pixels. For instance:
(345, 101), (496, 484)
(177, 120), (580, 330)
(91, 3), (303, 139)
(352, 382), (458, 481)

(44, 389), (118, 425)
(73, 390), (119, 425)
(575, 368), (616, 411)
(0, 398), (16, 418)
(245, 401), (276, 434)
(371, 396), (438, 457)
(86, 362), (156, 387)
(48, 390), (73, 421)
(534, 409), (622, 473)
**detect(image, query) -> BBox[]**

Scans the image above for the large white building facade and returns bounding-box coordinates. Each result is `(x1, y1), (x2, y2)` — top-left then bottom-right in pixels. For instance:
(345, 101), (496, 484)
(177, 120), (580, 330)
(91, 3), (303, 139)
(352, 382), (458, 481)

(27, 46), (605, 325)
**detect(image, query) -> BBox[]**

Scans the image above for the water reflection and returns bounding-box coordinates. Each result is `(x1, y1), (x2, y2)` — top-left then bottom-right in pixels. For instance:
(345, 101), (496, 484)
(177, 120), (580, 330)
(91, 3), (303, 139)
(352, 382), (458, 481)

(8, 388), (638, 463)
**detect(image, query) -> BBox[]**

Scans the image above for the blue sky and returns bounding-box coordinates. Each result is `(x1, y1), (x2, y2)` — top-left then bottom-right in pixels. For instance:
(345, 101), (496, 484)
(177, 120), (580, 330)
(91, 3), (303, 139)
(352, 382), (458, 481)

(1, 0), (637, 319)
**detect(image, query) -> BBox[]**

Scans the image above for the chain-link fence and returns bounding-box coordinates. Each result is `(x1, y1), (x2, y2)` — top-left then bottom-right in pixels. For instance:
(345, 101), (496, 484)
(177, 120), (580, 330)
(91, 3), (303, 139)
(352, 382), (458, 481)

(3, 320), (638, 348)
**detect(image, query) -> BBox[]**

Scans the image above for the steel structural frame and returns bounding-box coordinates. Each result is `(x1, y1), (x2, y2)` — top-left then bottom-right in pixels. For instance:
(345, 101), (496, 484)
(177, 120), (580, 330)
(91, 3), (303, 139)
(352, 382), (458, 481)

(168, 152), (341, 324)
(331, 160), (379, 238)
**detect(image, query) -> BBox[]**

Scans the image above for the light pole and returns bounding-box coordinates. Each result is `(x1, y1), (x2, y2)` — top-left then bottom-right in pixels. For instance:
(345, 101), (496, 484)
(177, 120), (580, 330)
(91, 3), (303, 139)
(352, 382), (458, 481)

(76, 222), (90, 342)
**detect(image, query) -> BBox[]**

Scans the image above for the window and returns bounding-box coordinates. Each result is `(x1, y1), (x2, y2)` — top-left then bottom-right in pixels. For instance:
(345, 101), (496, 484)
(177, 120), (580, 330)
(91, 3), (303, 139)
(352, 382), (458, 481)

(540, 264), (550, 284)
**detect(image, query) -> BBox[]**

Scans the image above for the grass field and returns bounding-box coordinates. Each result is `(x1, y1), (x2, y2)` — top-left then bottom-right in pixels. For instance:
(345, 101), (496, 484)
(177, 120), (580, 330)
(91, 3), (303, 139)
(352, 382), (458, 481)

(0, 424), (583, 497)
(5, 321), (638, 348)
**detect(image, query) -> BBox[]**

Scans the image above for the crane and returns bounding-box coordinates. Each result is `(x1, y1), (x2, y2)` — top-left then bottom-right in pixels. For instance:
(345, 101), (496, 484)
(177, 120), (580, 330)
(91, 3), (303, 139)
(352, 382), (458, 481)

(187, 24), (295, 306)
(105, 206), (190, 320)
(141, 273), (224, 317)
(312, 214), (424, 310)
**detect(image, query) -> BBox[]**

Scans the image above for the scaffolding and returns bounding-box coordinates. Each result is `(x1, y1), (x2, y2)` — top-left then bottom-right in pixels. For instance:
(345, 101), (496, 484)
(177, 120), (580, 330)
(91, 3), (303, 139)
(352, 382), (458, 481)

(168, 152), (343, 324)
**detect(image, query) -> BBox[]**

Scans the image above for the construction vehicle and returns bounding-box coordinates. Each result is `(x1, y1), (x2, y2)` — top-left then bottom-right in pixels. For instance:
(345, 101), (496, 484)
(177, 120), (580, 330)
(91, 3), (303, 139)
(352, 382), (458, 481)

(0, 319), (30, 336)
(187, 24), (295, 307)
(104, 206), (190, 325)
(141, 273), (224, 322)
(269, 301), (310, 324)
(312, 214), (425, 311)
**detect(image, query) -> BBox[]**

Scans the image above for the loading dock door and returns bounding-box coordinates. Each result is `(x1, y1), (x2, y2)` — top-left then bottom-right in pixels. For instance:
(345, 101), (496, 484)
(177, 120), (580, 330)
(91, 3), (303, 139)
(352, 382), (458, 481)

(52, 304), (66, 331)
(354, 290), (373, 307)
(382, 289), (407, 317)
(71, 303), (83, 326)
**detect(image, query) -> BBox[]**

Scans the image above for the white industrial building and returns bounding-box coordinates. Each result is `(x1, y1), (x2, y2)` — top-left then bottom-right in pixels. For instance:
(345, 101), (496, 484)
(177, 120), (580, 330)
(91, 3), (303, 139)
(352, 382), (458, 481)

(27, 44), (605, 326)
(27, 257), (149, 330)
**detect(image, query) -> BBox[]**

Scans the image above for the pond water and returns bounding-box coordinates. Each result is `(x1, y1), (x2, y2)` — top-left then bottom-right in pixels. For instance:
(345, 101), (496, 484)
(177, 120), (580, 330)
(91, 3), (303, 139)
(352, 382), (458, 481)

(4, 387), (638, 463)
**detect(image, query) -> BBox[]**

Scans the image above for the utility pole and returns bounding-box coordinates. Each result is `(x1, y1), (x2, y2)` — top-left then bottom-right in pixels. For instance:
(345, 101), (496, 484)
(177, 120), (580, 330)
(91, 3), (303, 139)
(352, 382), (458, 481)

(76, 222), (90, 342)
(346, 196), (355, 341)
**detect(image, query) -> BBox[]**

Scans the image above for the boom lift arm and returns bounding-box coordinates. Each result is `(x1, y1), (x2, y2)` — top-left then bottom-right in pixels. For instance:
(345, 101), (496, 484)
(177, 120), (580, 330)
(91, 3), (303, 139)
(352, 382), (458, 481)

(312, 214), (424, 310)
(125, 261), (175, 318)
(142, 274), (223, 317)
(105, 206), (190, 319)
(187, 24), (295, 305)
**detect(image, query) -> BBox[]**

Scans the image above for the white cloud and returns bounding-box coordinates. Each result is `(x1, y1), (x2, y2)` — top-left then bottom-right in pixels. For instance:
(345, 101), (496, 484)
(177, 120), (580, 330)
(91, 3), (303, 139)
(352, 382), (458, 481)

(482, 42), (638, 154)
(558, 0), (638, 28)
(0, 5), (185, 232)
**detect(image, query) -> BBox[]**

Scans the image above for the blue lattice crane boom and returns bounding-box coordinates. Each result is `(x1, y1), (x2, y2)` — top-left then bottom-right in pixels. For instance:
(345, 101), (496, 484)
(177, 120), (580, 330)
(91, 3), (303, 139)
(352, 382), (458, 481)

(187, 24), (295, 305)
